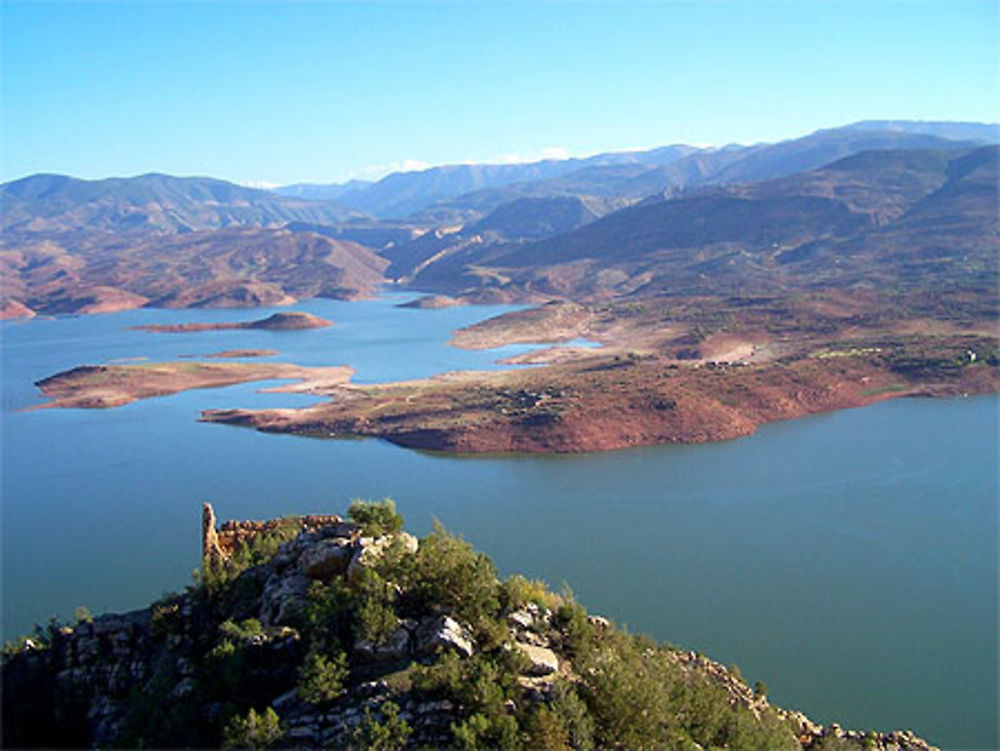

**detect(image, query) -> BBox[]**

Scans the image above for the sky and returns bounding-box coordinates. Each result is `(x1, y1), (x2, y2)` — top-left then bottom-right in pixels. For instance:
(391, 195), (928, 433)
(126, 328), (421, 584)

(2, 1), (998, 186)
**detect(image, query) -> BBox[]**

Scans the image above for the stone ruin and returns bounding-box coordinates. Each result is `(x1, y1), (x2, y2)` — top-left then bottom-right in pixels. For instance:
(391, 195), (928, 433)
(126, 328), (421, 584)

(201, 502), (352, 565)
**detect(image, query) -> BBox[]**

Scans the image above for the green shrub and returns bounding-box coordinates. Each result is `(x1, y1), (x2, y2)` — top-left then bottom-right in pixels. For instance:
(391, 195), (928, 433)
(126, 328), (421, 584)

(349, 498), (404, 537)
(403, 520), (500, 627)
(575, 630), (680, 748)
(548, 680), (595, 751)
(218, 618), (264, 642)
(554, 602), (596, 659)
(221, 706), (283, 750)
(294, 580), (354, 652)
(523, 706), (571, 751)
(498, 574), (558, 612)
(354, 570), (400, 644)
(297, 649), (348, 704)
(451, 713), (491, 750)
(195, 520), (300, 598)
(351, 700), (411, 750)
(150, 596), (182, 639)
(451, 712), (519, 751)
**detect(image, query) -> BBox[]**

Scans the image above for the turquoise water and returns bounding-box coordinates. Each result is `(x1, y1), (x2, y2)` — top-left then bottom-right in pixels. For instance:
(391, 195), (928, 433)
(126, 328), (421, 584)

(2, 294), (996, 749)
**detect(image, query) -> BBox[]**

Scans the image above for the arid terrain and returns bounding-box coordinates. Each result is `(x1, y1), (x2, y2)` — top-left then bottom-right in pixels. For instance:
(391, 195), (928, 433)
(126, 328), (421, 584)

(11, 123), (1000, 453)
(34, 291), (998, 452)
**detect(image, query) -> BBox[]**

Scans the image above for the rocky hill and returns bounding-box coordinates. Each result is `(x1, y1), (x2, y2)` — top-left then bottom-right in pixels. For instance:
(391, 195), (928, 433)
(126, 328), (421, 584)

(373, 124), (992, 225)
(2, 501), (938, 750)
(406, 146), (998, 300)
(271, 122), (995, 223)
(1, 227), (388, 316)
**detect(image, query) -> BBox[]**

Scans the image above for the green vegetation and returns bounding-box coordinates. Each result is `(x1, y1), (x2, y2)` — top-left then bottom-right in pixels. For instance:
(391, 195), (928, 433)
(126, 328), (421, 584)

(221, 706), (284, 750)
(354, 569), (401, 644)
(385, 520), (501, 633)
(196, 518), (301, 596)
(349, 498), (404, 537)
(73, 606), (93, 624)
(351, 701), (412, 750)
(297, 650), (349, 704)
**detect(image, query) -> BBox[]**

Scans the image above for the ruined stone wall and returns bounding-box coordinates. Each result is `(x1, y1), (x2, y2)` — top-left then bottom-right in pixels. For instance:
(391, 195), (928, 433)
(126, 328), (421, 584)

(201, 502), (351, 563)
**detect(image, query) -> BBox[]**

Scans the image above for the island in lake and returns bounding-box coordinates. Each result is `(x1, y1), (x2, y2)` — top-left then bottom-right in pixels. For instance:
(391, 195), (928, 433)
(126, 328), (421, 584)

(134, 311), (333, 334)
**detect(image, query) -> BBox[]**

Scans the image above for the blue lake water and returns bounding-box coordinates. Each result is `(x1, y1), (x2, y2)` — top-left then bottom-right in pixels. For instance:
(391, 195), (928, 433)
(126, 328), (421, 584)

(1, 293), (996, 749)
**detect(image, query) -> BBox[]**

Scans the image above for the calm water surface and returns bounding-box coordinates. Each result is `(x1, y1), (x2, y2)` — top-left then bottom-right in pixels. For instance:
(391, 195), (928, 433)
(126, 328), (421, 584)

(2, 294), (996, 749)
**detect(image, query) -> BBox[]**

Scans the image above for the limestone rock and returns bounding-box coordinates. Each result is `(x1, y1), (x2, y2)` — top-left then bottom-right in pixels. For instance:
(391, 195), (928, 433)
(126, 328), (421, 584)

(261, 571), (311, 626)
(416, 615), (474, 658)
(347, 532), (418, 581)
(353, 627), (410, 662)
(515, 641), (559, 676)
(507, 610), (534, 630)
(298, 539), (353, 579)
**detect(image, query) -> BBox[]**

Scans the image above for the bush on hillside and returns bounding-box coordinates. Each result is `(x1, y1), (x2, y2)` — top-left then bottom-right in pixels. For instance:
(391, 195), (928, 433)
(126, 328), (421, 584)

(348, 498), (404, 537)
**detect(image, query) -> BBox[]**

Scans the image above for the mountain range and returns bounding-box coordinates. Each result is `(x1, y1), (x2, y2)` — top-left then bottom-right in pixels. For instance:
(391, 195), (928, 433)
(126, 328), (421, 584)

(1, 120), (996, 317)
(1, 173), (362, 235)
(275, 120), (998, 222)
(404, 145), (997, 300)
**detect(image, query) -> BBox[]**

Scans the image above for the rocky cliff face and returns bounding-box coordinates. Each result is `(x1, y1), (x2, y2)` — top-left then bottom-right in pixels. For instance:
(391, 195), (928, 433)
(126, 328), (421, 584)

(2, 506), (939, 750)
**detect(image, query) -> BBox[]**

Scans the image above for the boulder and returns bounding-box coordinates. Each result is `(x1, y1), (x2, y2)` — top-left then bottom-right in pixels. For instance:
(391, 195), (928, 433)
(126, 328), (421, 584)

(347, 533), (418, 581)
(515, 642), (559, 676)
(415, 615), (474, 658)
(260, 571), (311, 626)
(353, 627), (410, 662)
(299, 539), (353, 579)
(587, 615), (611, 629)
(507, 610), (534, 630)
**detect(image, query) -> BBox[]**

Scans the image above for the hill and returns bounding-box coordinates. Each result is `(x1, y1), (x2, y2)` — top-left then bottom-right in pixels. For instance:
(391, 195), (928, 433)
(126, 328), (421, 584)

(380, 195), (621, 282)
(1, 227), (388, 315)
(2, 500), (939, 750)
(406, 146), (998, 300)
(0, 173), (362, 234)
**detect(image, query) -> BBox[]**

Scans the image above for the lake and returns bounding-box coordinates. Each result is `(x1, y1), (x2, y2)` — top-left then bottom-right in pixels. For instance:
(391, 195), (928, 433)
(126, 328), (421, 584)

(2, 293), (996, 749)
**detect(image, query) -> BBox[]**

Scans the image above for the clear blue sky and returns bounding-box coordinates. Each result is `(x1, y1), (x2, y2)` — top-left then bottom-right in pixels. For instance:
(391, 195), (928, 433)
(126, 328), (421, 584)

(2, 1), (997, 185)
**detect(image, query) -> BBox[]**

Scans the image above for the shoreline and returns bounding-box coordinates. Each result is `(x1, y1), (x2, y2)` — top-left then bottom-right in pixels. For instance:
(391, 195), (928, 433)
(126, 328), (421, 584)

(32, 344), (998, 454)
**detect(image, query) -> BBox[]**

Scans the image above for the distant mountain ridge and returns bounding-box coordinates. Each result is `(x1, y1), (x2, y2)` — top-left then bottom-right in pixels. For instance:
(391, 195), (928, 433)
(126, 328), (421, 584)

(2, 120), (996, 317)
(1, 172), (362, 234)
(271, 121), (997, 221)
(404, 145), (998, 300)
(277, 145), (701, 219)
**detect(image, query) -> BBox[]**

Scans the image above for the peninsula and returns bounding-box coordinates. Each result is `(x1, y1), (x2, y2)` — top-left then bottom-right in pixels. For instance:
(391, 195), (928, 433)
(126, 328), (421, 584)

(33, 361), (353, 409)
(34, 292), (999, 453)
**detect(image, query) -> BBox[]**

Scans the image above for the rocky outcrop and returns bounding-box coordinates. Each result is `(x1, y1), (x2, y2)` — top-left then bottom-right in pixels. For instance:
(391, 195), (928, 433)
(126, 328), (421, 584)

(514, 641), (559, 676)
(415, 615), (475, 658)
(346, 533), (418, 581)
(353, 627), (411, 663)
(3, 507), (941, 751)
(298, 539), (354, 579)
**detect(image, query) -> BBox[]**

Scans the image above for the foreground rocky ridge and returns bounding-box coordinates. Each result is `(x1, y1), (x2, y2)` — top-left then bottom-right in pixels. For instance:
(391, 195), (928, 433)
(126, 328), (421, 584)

(3, 503), (938, 750)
